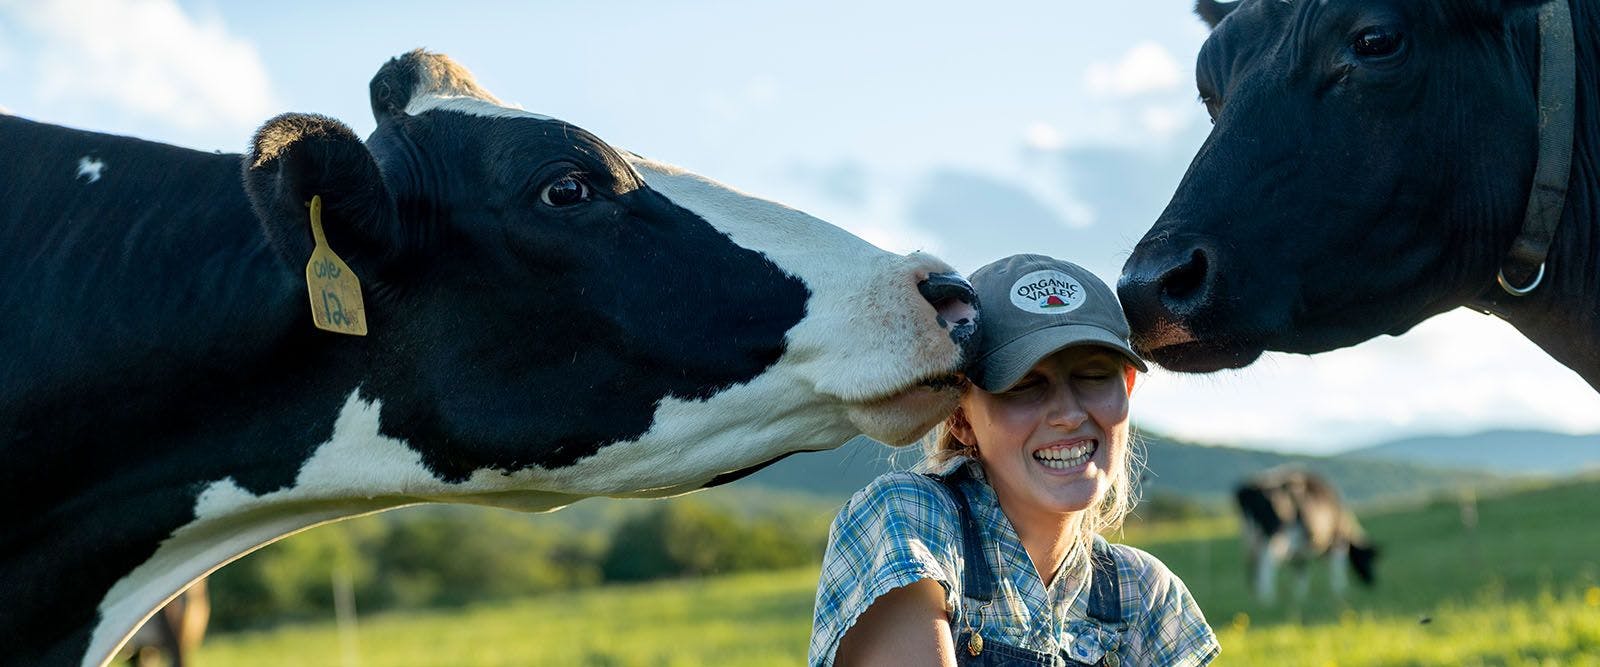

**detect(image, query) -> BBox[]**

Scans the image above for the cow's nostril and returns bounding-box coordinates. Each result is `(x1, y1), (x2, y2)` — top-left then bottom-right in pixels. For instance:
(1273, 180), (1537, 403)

(1159, 248), (1210, 304)
(918, 272), (978, 329)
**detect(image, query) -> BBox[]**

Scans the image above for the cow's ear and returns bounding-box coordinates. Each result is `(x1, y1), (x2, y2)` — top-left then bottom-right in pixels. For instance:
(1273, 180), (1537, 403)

(369, 48), (502, 122)
(1196, 0), (1242, 29)
(243, 113), (405, 272)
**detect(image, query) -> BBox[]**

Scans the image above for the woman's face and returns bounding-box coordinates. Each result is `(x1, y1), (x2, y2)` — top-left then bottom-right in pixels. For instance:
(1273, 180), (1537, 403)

(952, 346), (1134, 520)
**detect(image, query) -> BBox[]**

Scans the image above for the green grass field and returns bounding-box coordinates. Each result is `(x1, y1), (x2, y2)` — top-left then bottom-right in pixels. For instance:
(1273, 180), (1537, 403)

(198, 477), (1600, 666)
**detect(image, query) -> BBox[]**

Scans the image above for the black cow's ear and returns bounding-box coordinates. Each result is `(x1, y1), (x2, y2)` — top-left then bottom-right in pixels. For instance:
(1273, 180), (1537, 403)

(243, 113), (404, 272)
(1196, 0), (1242, 29)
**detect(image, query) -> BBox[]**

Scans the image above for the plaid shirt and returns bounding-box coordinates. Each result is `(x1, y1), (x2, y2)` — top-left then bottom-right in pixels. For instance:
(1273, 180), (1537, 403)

(809, 459), (1219, 666)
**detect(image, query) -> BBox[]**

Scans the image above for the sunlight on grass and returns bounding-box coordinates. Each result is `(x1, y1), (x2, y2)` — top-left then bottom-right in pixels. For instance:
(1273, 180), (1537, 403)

(200, 569), (819, 667)
(199, 478), (1600, 666)
(1217, 591), (1600, 666)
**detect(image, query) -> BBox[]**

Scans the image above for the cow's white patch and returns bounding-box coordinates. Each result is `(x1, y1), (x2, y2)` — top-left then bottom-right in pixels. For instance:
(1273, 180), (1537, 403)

(86, 307), (951, 665)
(628, 159), (960, 399)
(1009, 269), (1086, 314)
(76, 156), (105, 184)
(86, 376), (855, 666)
(405, 95), (552, 121)
(86, 389), (586, 667)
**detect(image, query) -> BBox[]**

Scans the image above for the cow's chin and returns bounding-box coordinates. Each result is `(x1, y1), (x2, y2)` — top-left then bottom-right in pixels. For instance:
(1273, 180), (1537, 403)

(846, 381), (963, 446)
(1140, 338), (1265, 373)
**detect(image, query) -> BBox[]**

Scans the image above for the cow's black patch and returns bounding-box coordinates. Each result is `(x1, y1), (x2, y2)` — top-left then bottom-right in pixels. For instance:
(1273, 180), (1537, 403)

(1233, 484), (1283, 537)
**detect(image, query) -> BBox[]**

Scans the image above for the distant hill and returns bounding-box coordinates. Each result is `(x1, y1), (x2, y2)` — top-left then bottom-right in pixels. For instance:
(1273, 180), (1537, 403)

(734, 430), (1501, 507)
(1135, 432), (1499, 506)
(1336, 429), (1600, 476)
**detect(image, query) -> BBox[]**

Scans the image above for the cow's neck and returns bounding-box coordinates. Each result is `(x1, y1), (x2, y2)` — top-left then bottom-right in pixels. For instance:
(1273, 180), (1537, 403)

(0, 119), (420, 666)
(1476, 0), (1600, 391)
(22, 349), (416, 667)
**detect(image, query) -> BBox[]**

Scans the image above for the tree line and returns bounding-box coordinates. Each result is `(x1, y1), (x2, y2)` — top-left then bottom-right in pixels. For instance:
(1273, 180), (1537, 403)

(208, 497), (831, 630)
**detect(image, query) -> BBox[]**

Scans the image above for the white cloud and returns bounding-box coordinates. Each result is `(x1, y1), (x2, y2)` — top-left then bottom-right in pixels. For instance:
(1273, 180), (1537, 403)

(1138, 104), (1190, 140)
(1134, 309), (1600, 453)
(1024, 121), (1066, 152)
(1084, 41), (1183, 99)
(4, 0), (275, 131)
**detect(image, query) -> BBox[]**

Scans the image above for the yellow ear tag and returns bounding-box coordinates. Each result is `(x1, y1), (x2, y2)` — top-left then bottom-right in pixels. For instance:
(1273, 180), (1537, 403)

(304, 195), (368, 336)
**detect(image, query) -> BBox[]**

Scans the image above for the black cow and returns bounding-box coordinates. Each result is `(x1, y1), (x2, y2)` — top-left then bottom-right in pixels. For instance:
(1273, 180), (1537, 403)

(1235, 469), (1378, 605)
(1119, 0), (1600, 390)
(0, 50), (978, 666)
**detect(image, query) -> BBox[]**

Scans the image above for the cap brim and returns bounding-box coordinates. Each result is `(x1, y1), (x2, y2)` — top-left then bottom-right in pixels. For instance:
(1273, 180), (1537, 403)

(969, 324), (1150, 392)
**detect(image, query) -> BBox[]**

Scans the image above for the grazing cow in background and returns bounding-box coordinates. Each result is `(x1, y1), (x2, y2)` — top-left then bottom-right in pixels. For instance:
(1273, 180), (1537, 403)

(0, 49), (979, 666)
(118, 581), (208, 667)
(1235, 469), (1378, 605)
(1119, 0), (1600, 391)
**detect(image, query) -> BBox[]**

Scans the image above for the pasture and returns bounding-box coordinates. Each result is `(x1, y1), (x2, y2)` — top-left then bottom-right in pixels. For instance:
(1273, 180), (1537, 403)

(194, 475), (1600, 666)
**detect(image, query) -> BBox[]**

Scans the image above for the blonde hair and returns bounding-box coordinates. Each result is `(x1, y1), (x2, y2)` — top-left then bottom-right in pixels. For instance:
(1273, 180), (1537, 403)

(920, 371), (1145, 569)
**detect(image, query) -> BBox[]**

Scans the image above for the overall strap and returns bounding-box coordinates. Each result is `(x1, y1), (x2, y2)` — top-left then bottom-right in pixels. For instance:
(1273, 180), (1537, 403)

(929, 469), (999, 602)
(1085, 539), (1123, 624)
(1058, 541), (1126, 667)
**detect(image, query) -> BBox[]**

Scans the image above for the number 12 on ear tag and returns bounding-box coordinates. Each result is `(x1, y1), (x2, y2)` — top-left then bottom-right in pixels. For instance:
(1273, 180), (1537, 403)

(304, 195), (368, 336)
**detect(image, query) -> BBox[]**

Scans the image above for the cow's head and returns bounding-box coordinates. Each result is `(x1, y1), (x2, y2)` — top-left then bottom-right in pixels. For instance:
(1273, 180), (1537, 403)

(240, 50), (978, 500)
(1119, 0), (1552, 372)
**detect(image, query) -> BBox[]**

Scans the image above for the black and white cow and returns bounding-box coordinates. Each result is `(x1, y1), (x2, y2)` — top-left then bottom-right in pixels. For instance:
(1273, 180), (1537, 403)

(0, 50), (978, 666)
(1234, 469), (1379, 606)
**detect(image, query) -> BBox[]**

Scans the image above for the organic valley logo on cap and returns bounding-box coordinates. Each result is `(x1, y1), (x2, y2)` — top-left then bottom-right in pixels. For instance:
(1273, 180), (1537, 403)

(1009, 270), (1086, 314)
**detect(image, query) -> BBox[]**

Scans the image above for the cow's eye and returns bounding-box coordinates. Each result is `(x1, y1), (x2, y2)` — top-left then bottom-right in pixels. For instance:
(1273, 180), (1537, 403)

(1200, 95), (1221, 124)
(540, 174), (591, 207)
(1352, 27), (1403, 59)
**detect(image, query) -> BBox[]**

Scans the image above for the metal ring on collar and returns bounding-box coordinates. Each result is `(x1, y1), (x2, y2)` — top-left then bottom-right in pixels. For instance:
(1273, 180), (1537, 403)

(1497, 262), (1546, 296)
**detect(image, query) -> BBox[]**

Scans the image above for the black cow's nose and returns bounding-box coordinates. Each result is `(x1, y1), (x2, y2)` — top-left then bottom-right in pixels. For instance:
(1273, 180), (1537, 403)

(1119, 241), (1217, 329)
(918, 272), (979, 352)
(1158, 247), (1210, 305)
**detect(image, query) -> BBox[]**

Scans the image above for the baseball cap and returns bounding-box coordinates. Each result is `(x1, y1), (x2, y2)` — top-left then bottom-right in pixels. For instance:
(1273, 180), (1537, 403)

(965, 254), (1148, 392)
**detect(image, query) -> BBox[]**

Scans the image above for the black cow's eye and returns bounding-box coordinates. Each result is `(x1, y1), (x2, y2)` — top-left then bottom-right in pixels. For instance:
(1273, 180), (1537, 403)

(540, 174), (591, 207)
(1200, 95), (1221, 124)
(1352, 27), (1403, 59)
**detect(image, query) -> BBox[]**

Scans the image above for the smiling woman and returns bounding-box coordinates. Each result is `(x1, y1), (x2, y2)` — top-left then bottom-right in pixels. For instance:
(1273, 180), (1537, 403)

(810, 254), (1218, 667)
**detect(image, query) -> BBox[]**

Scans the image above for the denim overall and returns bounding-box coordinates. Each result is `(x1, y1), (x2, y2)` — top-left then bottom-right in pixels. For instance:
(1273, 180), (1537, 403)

(933, 470), (1125, 667)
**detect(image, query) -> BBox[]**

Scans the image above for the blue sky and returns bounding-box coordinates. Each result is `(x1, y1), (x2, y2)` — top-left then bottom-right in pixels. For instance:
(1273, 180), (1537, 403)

(3, 0), (1597, 453)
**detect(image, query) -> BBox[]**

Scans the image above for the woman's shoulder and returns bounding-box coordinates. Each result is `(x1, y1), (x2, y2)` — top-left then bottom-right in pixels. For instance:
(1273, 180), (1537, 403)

(853, 469), (953, 501)
(1099, 540), (1219, 665)
(817, 471), (968, 618)
(1099, 540), (1191, 604)
(834, 470), (962, 532)
(1101, 541), (1174, 578)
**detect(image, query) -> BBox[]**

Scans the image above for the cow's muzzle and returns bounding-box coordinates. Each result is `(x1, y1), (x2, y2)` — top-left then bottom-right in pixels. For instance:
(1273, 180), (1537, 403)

(918, 272), (979, 357)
